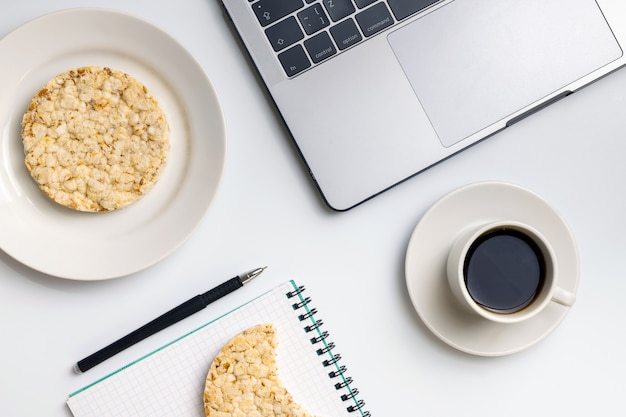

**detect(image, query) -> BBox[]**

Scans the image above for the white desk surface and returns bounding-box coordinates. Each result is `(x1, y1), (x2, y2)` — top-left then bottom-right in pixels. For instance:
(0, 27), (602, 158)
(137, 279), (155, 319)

(2, 1), (626, 416)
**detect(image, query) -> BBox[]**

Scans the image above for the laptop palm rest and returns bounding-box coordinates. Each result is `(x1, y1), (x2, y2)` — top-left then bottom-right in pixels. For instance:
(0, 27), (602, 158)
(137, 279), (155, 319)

(388, 0), (623, 147)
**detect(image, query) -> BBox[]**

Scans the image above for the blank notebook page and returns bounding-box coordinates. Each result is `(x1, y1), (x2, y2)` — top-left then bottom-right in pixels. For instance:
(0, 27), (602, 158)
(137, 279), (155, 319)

(67, 280), (369, 417)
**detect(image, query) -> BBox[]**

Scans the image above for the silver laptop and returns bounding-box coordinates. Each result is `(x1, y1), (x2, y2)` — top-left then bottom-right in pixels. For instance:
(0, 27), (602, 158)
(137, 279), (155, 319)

(219, 0), (625, 210)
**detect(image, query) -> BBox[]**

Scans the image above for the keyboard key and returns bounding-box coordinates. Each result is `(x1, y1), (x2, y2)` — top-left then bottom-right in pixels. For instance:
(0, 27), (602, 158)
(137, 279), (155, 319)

(265, 16), (304, 52)
(252, 0), (304, 27)
(387, 0), (438, 21)
(330, 18), (362, 50)
(355, 3), (394, 37)
(298, 3), (331, 35)
(304, 31), (337, 63)
(322, 0), (355, 22)
(354, 0), (376, 9)
(278, 44), (312, 76)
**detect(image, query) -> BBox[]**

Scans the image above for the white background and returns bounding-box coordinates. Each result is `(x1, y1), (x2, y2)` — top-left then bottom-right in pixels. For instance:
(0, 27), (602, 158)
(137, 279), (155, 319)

(1, 1), (625, 416)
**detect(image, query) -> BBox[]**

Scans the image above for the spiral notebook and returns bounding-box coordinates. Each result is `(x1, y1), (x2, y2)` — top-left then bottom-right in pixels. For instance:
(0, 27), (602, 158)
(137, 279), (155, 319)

(66, 280), (369, 417)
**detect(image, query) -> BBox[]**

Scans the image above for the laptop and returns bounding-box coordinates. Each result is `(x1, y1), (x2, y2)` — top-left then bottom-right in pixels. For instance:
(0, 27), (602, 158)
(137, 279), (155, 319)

(219, 0), (626, 210)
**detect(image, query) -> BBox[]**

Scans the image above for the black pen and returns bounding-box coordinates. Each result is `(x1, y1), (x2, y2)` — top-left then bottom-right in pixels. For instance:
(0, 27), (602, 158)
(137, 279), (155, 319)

(74, 266), (267, 373)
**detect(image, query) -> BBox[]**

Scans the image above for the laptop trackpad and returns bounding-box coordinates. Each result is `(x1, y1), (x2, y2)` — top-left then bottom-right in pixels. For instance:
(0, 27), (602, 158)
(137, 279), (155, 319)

(388, 0), (623, 147)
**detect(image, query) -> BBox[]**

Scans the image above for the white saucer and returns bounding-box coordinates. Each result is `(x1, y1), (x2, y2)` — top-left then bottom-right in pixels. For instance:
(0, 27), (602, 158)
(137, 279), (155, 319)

(405, 182), (579, 356)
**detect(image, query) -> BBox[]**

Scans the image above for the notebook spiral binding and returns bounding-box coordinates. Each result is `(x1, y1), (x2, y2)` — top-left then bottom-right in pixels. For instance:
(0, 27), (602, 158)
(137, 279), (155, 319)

(286, 286), (371, 417)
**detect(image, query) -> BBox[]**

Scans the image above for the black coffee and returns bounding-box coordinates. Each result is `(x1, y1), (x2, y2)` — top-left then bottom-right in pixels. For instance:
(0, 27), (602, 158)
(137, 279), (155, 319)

(463, 228), (545, 313)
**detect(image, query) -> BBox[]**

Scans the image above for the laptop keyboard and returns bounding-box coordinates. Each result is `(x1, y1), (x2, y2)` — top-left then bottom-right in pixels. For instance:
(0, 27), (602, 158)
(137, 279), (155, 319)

(250, 0), (440, 77)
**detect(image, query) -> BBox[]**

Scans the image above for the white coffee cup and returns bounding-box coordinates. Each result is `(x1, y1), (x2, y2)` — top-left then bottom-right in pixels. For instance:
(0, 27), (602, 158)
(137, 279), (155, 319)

(446, 220), (576, 324)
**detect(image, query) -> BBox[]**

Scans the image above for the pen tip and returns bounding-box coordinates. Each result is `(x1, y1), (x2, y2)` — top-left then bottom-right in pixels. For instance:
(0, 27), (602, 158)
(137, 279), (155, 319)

(240, 266), (267, 284)
(73, 363), (83, 374)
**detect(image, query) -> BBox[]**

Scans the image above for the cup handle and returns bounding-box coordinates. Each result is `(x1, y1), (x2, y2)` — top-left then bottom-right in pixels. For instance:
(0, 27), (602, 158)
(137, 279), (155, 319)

(551, 286), (576, 307)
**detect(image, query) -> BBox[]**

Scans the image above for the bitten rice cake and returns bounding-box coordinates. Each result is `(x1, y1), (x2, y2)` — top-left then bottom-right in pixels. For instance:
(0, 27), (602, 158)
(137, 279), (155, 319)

(21, 66), (170, 212)
(204, 324), (320, 417)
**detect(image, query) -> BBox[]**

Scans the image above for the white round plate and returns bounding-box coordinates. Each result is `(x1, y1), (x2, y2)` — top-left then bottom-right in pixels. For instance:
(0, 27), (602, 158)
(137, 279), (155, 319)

(0, 9), (226, 280)
(405, 182), (579, 356)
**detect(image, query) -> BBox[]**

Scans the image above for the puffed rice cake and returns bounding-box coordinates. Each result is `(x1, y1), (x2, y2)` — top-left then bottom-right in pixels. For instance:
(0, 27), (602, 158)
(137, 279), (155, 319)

(204, 324), (320, 417)
(21, 66), (170, 212)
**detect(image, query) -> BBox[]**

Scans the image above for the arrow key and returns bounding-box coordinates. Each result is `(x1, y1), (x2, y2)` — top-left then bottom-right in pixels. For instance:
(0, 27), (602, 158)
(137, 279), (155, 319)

(265, 16), (305, 52)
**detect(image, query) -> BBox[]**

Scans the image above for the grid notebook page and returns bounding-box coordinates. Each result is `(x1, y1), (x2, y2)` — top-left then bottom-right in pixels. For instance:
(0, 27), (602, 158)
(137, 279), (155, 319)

(67, 280), (369, 417)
